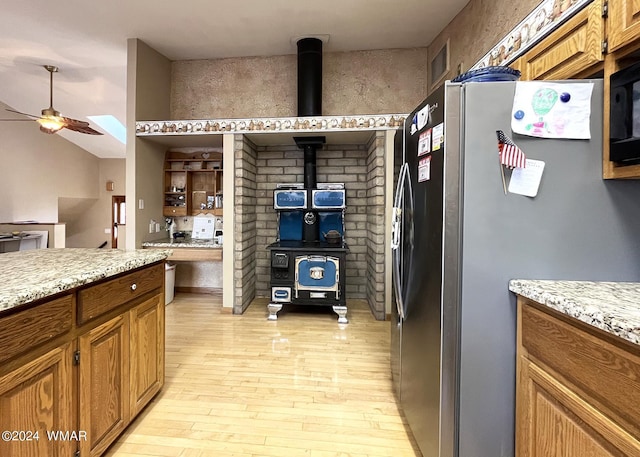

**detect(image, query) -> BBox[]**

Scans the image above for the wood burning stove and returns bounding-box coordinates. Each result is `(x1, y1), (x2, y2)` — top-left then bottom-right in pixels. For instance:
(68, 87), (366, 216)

(266, 36), (349, 323)
(266, 181), (349, 323)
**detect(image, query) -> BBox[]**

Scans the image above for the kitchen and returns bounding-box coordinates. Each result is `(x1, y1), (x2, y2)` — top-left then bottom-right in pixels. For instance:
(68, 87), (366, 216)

(1, 0), (640, 454)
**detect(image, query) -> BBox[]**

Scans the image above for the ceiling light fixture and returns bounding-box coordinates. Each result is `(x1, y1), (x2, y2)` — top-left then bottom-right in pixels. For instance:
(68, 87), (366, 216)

(36, 115), (64, 133)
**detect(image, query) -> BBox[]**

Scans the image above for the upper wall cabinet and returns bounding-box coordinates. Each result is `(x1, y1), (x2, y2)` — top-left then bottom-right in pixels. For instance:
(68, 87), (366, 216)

(163, 151), (223, 217)
(520, 0), (605, 80)
(608, 0), (640, 52)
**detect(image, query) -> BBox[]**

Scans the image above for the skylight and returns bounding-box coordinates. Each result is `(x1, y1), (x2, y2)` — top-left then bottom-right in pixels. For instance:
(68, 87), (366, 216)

(87, 115), (126, 144)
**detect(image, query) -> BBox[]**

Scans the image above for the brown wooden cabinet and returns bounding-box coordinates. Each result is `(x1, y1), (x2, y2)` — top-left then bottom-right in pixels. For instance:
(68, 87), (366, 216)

(520, 0), (605, 80)
(607, 0), (640, 52)
(516, 297), (640, 456)
(79, 314), (130, 457)
(509, 57), (526, 80)
(0, 342), (74, 457)
(129, 295), (164, 417)
(0, 261), (165, 457)
(164, 151), (223, 217)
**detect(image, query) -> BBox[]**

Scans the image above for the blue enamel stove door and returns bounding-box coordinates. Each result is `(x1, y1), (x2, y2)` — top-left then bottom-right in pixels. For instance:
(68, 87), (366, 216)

(294, 256), (340, 298)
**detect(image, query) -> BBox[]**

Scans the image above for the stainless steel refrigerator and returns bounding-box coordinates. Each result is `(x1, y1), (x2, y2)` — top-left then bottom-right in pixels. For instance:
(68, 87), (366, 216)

(390, 80), (640, 457)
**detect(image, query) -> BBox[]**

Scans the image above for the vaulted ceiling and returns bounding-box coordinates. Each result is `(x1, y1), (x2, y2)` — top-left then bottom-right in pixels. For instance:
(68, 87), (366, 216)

(0, 0), (469, 158)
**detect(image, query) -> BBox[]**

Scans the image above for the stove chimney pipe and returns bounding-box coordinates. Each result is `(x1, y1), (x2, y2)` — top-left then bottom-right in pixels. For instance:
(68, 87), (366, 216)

(297, 37), (323, 117)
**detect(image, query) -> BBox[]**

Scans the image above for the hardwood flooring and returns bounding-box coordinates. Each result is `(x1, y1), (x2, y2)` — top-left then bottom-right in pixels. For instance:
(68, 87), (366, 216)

(105, 293), (421, 457)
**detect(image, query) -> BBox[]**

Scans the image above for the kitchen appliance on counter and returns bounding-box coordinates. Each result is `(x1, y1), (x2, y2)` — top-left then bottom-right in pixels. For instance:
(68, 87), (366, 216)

(392, 80), (640, 457)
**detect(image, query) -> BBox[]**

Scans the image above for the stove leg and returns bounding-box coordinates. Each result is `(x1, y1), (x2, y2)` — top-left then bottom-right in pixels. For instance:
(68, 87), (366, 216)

(267, 303), (283, 321)
(332, 305), (348, 324)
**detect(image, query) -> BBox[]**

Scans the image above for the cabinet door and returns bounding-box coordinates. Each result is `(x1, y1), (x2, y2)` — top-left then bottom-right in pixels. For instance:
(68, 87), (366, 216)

(517, 357), (640, 457)
(0, 343), (74, 457)
(129, 295), (164, 417)
(522, 0), (604, 80)
(608, 0), (640, 52)
(79, 314), (130, 457)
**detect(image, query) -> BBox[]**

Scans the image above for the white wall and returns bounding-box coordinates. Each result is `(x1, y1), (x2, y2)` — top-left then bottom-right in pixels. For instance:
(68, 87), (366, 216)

(0, 101), (125, 247)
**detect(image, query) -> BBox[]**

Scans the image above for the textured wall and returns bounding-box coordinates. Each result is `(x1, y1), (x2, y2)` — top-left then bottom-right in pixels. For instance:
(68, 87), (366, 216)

(171, 48), (429, 119)
(233, 135), (258, 314)
(428, 0), (541, 88)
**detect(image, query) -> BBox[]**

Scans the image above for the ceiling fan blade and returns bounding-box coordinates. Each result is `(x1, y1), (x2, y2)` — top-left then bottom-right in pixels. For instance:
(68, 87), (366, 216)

(62, 118), (103, 135)
(61, 116), (90, 127)
(5, 108), (40, 119)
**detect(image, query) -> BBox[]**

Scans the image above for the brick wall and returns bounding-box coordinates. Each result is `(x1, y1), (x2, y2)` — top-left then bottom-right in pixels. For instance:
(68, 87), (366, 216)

(366, 132), (387, 319)
(233, 135), (257, 314)
(253, 142), (370, 302)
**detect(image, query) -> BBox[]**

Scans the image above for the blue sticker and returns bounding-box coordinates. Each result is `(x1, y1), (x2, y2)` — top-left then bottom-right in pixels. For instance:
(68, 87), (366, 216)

(514, 110), (525, 120)
(560, 92), (571, 103)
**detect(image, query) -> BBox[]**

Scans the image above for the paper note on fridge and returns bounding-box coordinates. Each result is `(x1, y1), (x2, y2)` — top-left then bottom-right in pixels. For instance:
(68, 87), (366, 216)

(511, 82), (593, 139)
(508, 159), (545, 197)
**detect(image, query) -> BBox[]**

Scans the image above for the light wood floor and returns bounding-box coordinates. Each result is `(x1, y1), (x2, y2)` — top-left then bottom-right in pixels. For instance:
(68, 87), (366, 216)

(105, 293), (421, 457)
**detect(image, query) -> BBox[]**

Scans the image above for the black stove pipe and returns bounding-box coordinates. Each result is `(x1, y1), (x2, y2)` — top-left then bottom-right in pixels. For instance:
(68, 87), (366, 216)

(303, 145), (317, 189)
(297, 38), (322, 117)
(296, 37), (324, 243)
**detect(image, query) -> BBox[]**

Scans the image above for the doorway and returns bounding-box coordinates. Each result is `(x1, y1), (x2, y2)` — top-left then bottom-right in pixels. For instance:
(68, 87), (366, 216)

(112, 196), (126, 248)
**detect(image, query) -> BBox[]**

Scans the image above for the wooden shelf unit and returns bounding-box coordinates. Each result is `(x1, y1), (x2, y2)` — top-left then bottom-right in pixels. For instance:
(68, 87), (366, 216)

(163, 151), (223, 217)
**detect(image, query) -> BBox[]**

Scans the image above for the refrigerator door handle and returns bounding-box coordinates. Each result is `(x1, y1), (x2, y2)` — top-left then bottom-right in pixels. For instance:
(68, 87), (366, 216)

(391, 163), (408, 251)
(392, 162), (408, 320)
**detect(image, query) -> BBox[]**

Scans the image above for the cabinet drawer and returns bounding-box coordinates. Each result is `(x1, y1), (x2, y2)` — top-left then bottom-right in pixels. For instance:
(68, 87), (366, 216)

(521, 300), (640, 438)
(0, 294), (73, 364)
(163, 206), (187, 216)
(78, 263), (163, 325)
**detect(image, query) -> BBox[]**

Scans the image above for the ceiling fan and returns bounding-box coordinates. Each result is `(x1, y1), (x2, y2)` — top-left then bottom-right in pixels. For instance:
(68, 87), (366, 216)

(1, 65), (102, 135)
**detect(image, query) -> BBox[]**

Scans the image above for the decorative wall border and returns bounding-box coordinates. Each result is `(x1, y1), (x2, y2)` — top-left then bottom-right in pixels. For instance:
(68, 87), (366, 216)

(136, 114), (407, 137)
(471, 0), (593, 70)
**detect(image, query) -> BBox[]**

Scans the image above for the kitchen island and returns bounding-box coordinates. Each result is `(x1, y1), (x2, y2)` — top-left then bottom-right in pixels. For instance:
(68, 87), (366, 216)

(0, 248), (170, 457)
(510, 279), (640, 457)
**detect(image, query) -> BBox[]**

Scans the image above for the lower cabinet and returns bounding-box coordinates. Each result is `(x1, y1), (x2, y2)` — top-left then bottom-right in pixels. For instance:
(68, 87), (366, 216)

(518, 357), (637, 456)
(0, 343), (74, 457)
(79, 314), (130, 457)
(516, 297), (640, 457)
(129, 295), (165, 417)
(79, 294), (165, 457)
(0, 261), (165, 457)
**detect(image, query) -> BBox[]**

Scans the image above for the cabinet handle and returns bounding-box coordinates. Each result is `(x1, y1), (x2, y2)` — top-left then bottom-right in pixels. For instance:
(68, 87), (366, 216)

(131, 283), (137, 291)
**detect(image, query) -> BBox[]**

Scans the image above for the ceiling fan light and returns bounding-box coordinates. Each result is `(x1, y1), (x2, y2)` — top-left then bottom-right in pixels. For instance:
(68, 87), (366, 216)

(37, 116), (64, 132)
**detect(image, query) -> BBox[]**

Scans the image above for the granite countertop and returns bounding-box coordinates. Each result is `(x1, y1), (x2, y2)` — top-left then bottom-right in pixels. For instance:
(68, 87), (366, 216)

(142, 239), (221, 248)
(509, 279), (640, 346)
(0, 248), (170, 313)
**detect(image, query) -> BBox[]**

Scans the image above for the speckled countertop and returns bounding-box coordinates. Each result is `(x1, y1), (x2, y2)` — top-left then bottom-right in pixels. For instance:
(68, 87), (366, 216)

(509, 279), (640, 346)
(142, 239), (221, 248)
(0, 248), (170, 313)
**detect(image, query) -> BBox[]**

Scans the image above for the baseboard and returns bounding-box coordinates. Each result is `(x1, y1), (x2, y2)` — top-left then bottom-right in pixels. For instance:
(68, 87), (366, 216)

(175, 286), (222, 295)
